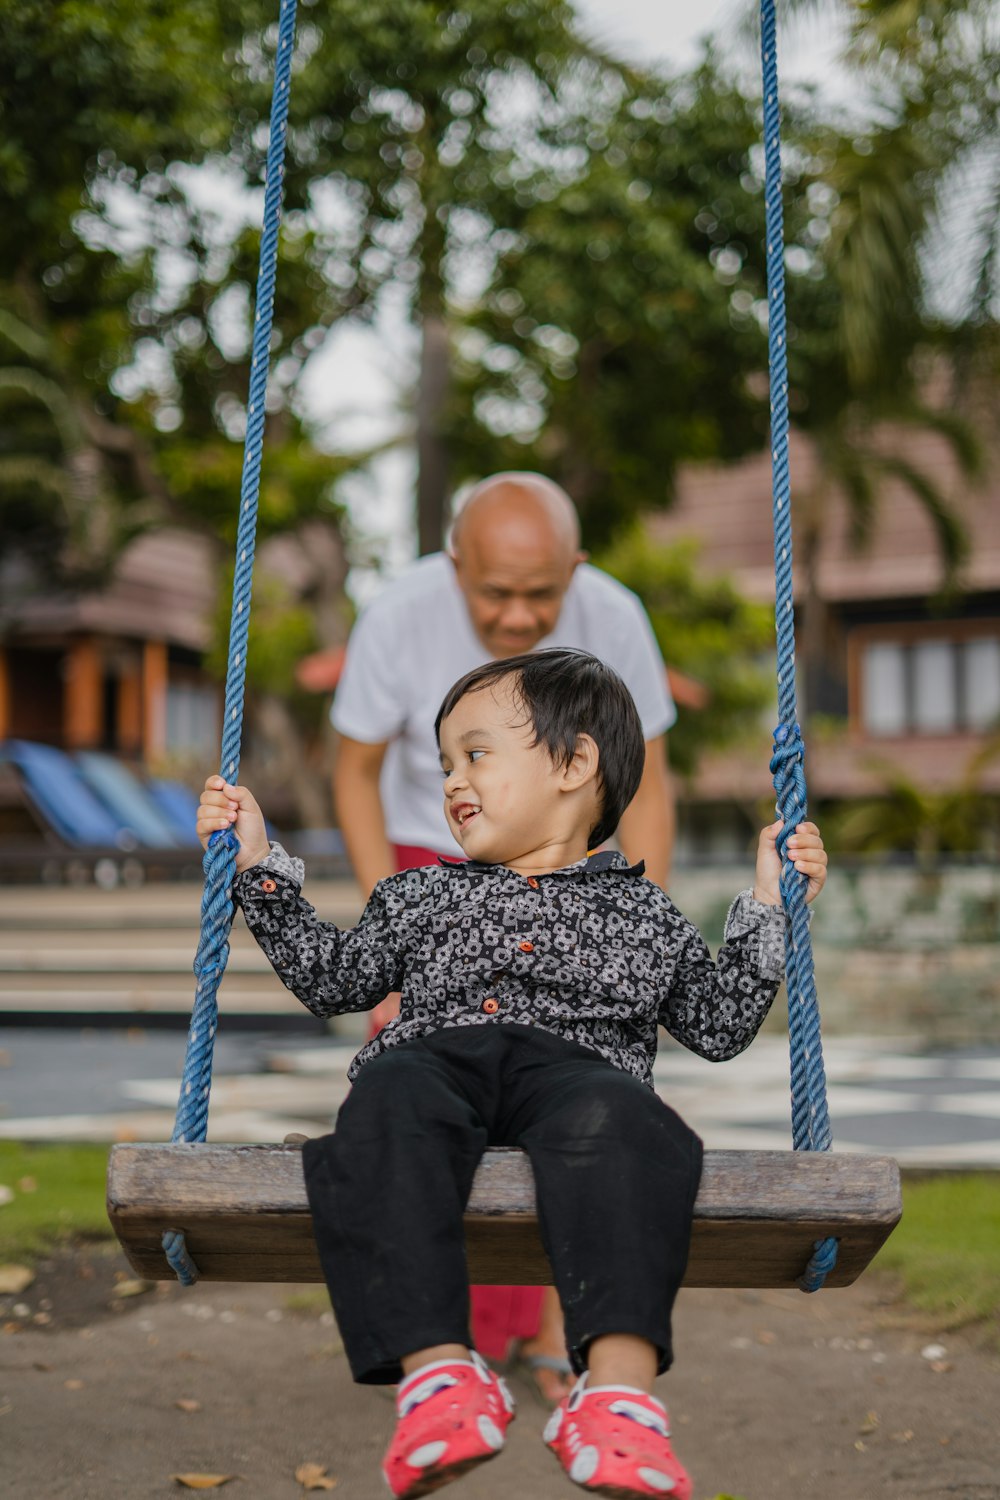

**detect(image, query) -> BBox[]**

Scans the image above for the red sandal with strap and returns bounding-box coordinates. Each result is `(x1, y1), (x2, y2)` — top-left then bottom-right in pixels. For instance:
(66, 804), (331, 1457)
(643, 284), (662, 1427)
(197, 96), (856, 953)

(382, 1350), (515, 1498)
(544, 1375), (692, 1499)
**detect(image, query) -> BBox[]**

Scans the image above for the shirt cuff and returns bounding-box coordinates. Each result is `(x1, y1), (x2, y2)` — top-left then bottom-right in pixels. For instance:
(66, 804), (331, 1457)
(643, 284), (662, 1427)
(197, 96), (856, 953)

(724, 889), (789, 982)
(236, 840), (305, 891)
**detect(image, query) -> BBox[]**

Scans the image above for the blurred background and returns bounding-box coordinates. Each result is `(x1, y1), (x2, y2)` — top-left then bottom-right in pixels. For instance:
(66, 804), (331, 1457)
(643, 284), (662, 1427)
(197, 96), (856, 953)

(0, 0), (998, 1062)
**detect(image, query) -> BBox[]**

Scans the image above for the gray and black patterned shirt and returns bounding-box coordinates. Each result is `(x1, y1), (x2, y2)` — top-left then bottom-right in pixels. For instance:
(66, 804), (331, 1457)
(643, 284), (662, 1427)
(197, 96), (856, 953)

(235, 846), (789, 1089)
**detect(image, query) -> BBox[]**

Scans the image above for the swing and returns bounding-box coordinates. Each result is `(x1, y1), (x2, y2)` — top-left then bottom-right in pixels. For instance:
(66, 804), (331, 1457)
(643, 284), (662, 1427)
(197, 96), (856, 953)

(107, 0), (902, 1293)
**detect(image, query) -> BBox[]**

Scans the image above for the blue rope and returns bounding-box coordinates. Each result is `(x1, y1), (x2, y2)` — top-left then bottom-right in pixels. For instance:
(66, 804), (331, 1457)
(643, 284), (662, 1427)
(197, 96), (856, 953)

(163, 0), (299, 1284)
(760, 0), (838, 1291)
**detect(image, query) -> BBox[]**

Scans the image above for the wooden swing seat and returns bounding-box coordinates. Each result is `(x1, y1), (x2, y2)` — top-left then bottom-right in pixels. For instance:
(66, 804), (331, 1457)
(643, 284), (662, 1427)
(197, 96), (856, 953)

(107, 1142), (901, 1288)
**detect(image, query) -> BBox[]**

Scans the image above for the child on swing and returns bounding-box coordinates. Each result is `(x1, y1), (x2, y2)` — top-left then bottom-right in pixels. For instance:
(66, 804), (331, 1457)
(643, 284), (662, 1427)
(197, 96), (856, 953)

(198, 648), (827, 1500)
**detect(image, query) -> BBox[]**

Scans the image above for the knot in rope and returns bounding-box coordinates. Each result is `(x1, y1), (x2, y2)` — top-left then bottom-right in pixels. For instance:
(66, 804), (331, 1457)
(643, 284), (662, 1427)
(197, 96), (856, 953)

(770, 721), (806, 840)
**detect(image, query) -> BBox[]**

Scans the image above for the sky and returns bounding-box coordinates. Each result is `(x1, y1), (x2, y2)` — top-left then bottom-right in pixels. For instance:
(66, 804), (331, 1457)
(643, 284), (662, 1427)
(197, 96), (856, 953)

(576, 0), (839, 76)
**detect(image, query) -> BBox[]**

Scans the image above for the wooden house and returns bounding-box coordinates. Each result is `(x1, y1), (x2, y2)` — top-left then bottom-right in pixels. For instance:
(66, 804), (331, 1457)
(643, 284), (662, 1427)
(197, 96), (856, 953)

(0, 528), (220, 766)
(651, 424), (1000, 855)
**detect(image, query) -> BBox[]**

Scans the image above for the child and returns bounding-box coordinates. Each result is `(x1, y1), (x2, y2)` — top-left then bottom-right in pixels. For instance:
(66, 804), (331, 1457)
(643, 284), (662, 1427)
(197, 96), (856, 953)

(198, 648), (827, 1500)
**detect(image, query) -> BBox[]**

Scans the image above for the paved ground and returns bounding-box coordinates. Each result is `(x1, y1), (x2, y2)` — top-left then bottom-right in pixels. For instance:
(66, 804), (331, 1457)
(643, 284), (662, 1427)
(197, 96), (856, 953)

(3, 1027), (999, 1169)
(4, 1241), (999, 1500)
(3, 880), (1000, 1496)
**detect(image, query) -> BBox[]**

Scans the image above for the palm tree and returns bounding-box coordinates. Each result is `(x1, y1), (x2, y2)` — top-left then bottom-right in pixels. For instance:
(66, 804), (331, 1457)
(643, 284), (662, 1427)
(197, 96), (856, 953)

(786, 119), (983, 717)
(737, 0), (998, 719)
(0, 306), (162, 587)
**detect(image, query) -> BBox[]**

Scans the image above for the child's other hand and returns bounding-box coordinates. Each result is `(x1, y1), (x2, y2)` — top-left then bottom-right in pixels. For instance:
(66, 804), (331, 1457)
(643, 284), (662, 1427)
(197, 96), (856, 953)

(754, 820), (827, 907)
(197, 777), (271, 873)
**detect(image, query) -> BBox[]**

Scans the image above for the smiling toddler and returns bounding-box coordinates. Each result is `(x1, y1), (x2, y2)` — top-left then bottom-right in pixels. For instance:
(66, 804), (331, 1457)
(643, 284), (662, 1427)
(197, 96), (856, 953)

(198, 648), (828, 1500)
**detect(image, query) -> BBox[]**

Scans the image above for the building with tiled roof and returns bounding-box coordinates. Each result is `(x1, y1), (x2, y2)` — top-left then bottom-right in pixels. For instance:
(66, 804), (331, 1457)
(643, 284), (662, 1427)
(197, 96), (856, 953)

(650, 422), (1000, 852)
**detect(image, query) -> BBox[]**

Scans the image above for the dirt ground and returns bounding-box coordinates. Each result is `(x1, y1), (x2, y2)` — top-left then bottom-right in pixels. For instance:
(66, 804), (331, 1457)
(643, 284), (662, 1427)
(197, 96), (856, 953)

(3, 1244), (999, 1500)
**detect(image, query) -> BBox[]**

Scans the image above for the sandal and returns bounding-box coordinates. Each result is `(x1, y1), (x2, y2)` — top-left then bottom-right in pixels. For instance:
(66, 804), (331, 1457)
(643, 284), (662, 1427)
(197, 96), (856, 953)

(382, 1350), (515, 1498)
(509, 1350), (575, 1407)
(544, 1374), (691, 1499)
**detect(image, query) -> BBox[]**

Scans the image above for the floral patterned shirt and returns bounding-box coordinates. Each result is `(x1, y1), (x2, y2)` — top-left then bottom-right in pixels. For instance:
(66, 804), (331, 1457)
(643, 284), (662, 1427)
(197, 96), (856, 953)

(234, 846), (789, 1089)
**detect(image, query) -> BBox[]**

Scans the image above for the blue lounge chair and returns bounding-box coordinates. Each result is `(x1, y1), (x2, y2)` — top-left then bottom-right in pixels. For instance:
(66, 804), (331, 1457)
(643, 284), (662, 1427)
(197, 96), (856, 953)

(146, 779), (202, 847)
(75, 751), (180, 849)
(0, 740), (130, 848)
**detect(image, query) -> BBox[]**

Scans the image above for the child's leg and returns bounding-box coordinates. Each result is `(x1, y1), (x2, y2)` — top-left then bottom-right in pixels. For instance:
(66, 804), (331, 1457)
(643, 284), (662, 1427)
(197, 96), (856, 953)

(502, 1036), (699, 1498)
(302, 1039), (488, 1386)
(511, 1049), (703, 1380)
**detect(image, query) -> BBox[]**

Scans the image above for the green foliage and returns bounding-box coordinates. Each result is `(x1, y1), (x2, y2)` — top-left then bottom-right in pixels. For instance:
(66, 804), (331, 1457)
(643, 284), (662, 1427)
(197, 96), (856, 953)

(2, 0), (994, 604)
(876, 1174), (1000, 1342)
(597, 526), (774, 777)
(829, 737), (1000, 862)
(207, 571), (318, 698)
(0, 0), (352, 591)
(451, 55), (785, 548)
(0, 1142), (115, 1261)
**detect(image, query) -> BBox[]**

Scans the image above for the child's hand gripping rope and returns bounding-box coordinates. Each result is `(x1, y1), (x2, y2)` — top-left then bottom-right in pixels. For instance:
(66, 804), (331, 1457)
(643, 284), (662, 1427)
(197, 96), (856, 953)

(197, 777), (271, 873)
(753, 820), (827, 908)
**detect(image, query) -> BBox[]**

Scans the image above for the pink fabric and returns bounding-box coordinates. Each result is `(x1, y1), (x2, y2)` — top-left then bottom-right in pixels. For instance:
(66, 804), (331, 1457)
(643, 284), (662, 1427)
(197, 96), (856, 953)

(468, 1284), (545, 1363)
(381, 843), (544, 1360)
(392, 842), (456, 871)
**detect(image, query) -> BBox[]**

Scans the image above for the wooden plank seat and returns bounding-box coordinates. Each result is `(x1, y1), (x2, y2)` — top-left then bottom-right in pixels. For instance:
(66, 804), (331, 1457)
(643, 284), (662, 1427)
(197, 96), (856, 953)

(107, 1143), (902, 1288)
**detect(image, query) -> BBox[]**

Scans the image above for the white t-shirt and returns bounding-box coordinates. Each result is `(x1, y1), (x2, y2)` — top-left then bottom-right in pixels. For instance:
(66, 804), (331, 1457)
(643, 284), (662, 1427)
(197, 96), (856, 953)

(331, 553), (675, 853)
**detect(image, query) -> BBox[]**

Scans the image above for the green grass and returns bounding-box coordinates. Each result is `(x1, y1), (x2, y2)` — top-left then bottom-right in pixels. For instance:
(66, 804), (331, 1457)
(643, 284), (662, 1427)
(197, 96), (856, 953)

(874, 1173), (1000, 1338)
(0, 1142), (115, 1262)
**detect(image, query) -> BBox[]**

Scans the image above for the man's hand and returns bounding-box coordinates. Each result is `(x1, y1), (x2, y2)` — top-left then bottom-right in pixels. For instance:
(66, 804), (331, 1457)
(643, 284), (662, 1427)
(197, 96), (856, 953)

(197, 777), (271, 873)
(754, 820), (828, 907)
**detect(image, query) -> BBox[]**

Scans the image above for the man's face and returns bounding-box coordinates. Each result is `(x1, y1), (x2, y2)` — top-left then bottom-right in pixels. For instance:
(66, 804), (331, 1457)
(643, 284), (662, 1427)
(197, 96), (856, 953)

(451, 549), (580, 659)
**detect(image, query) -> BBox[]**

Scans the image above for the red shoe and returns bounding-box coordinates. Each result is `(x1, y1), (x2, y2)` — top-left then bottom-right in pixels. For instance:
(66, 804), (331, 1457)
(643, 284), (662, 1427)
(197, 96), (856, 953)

(544, 1376), (692, 1499)
(382, 1351), (515, 1498)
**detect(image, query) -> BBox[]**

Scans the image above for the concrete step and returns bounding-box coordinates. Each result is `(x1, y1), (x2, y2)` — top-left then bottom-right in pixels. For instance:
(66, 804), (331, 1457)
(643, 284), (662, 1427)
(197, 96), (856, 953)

(0, 878), (366, 1024)
(0, 880), (363, 932)
(0, 947), (278, 973)
(0, 985), (302, 1015)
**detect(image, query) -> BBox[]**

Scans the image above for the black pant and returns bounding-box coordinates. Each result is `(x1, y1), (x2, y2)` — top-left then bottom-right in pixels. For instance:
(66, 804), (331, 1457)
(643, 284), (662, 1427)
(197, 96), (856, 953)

(302, 1024), (703, 1385)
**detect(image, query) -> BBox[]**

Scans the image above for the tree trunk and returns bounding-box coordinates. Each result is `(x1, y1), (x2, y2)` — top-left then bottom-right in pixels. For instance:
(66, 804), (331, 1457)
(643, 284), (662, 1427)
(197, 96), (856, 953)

(253, 693), (331, 829)
(416, 309), (450, 555)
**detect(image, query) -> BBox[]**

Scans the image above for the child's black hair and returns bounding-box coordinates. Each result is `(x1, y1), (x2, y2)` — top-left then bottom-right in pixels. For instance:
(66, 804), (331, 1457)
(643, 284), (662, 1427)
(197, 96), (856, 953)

(434, 648), (645, 849)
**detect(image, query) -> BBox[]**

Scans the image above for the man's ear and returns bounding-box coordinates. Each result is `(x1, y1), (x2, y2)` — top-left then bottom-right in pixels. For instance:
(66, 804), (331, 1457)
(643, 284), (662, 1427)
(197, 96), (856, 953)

(560, 733), (600, 793)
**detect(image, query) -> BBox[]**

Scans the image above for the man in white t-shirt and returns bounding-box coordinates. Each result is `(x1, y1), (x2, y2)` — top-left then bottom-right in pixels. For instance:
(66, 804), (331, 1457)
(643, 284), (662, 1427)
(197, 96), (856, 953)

(332, 471), (676, 894)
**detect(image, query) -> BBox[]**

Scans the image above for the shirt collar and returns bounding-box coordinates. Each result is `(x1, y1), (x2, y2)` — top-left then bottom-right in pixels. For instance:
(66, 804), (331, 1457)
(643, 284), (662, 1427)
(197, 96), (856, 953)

(449, 850), (646, 879)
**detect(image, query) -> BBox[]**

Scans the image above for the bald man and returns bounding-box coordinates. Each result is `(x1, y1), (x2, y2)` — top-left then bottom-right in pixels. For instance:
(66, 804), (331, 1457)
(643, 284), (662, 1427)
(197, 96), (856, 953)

(332, 472), (676, 899)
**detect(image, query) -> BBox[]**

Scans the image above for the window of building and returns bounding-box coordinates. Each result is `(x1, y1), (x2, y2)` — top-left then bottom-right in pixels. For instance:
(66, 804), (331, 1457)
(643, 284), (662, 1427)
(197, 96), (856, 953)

(165, 679), (219, 755)
(859, 634), (1000, 736)
(861, 643), (908, 735)
(963, 638), (1000, 731)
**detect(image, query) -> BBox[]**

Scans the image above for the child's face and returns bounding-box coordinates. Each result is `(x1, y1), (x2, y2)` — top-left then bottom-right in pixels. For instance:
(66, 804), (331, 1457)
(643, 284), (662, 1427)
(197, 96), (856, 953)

(438, 678), (573, 866)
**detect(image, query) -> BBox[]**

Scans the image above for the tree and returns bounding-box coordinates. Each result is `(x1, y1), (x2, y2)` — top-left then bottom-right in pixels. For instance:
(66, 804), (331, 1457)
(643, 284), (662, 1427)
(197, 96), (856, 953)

(270, 0), (617, 552)
(0, 0), (358, 590)
(774, 117), (984, 720)
(449, 55), (783, 548)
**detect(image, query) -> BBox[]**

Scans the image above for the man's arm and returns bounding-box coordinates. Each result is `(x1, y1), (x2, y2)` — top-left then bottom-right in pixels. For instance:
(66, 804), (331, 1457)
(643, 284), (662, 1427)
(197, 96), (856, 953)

(617, 734), (675, 889)
(333, 734), (396, 896)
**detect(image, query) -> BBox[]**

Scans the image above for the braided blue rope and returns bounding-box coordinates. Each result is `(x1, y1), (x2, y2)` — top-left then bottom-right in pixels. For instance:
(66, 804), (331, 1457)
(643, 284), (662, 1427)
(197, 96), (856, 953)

(163, 0), (299, 1285)
(760, 0), (838, 1293)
